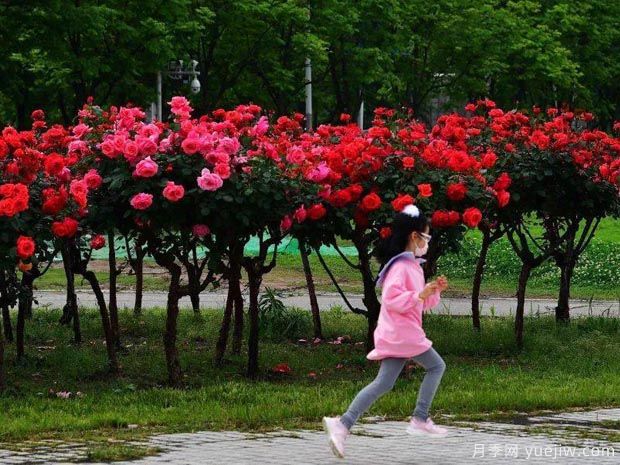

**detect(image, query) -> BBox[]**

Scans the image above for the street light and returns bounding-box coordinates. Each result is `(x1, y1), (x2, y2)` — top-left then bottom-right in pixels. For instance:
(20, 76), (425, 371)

(153, 59), (202, 121)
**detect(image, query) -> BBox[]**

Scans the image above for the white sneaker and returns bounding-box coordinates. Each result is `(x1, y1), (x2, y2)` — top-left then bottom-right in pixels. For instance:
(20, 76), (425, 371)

(406, 416), (449, 437)
(322, 416), (349, 458)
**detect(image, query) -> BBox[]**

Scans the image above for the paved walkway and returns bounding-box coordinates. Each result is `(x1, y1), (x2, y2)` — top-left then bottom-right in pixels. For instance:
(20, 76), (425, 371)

(1, 408), (618, 464)
(33, 289), (620, 318)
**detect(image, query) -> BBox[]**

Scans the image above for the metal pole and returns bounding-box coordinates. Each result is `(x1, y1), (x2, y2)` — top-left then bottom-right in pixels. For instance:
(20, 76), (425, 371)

(357, 99), (364, 130)
(304, 57), (313, 131)
(157, 71), (163, 121)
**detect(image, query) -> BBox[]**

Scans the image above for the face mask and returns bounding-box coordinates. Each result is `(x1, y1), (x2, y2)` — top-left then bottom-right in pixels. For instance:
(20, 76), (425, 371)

(413, 232), (431, 257)
(414, 241), (428, 257)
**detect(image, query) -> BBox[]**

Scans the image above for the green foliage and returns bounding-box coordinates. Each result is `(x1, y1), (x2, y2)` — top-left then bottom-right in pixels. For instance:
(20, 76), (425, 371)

(2, 1), (619, 127)
(1, 307), (619, 441)
(258, 288), (312, 341)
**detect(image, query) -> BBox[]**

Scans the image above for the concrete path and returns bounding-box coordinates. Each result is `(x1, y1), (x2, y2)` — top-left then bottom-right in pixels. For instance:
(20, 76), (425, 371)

(1, 408), (617, 464)
(33, 289), (620, 318)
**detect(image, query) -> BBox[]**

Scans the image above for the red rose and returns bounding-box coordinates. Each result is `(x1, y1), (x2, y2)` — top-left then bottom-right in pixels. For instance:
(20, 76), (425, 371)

(493, 172), (512, 191)
(31, 109), (45, 121)
(347, 184), (363, 201)
(360, 193), (382, 212)
(51, 217), (79, 238)
(481, 151), (498, 168)
(44, 153), (65, 177)
(16, 236), (35, 259)
(417, 183), (432, 197)
(446, 183), (467, 202)
(530, 130), (550, 150)
(328, 189), (352, 208)
(379, 226), (392, 239)
(462, 207), (482, 228)
(271, 363), (291, 374)
(307, 203), (327, 220)
(431, 210), (460, 228)
(391, 193), (415, 212)
(90, 234), (106, 250)
(496, 190), (510, 208)
(42, 188), (68, 216)
(402, 156), (415, 169)
(0, 140), (8, 159)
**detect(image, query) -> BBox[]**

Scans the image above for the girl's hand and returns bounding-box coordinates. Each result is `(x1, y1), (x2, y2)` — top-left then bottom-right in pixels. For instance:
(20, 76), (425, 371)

(419, 282), (439, 300)
(436, 275), (449, 292)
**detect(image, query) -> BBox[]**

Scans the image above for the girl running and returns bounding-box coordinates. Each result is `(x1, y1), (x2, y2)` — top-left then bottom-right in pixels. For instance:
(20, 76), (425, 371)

(323, 204), (449, 458)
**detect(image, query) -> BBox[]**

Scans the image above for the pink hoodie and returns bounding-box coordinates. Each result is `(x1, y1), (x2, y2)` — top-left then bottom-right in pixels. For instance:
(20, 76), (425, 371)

(366, 251), (441, 361)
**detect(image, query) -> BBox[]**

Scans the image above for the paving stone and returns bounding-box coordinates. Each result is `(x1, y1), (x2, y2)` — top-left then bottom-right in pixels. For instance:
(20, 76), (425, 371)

(0, 408), (617, 464)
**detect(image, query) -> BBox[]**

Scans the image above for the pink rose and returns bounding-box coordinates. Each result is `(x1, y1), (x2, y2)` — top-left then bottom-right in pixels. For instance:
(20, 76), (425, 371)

(72, 123), (91, 138)
(168, 96), (192, 121)
(58, 167), (72, 182)
(130, 193), (153, 210)
(68, 140), (89, 157)
(251, 116), (269, 136)
(197, 168), (223, 191)
(136, 136), (158, 156)
(100, 140), (116, 158)
(113, 135), (127, 154)
(83, 169), (102, 189)
(280, 215), (293, 232)
(294, 205), (307, 223)
(70, 179), (88, 198)
(134, 156), (158, 178)
(182, 138), (200, 155)
(218, 137), (241, 155)
(286, 147), (306, 164)
(307, 162), (330, 182)
(124, 140), (140, 163)
(214, 163), (231, 179)
(162, 181), (185, 202)
(192, 224), (211, 237)
(318, 184), (331, 200)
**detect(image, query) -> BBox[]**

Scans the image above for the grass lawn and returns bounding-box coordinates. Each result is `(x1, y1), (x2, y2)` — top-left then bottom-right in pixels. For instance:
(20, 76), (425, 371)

(1, 306), (618, 454)
(32, 218), (620, 301)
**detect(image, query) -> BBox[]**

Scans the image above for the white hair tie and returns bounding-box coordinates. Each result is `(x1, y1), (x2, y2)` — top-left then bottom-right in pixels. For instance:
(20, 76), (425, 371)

(402, 204), (420, 217)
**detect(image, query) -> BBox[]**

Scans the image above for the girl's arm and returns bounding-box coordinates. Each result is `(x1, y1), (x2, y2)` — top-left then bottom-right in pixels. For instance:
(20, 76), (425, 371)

(422, 288), (441, 312)
(381, 264), (425, 314)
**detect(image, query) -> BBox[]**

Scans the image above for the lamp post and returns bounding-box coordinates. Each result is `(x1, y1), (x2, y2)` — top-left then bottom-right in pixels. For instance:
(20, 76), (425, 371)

(305, 57), (313, 131)
(153, 60), (201, 121)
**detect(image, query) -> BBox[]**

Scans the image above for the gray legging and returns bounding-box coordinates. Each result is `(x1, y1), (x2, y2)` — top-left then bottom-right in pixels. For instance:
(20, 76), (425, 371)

(340, 347), (446, 430)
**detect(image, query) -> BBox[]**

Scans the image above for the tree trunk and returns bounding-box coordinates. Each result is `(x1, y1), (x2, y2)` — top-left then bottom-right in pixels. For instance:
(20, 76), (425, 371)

(164, 265), (183, 386)
(0, 271), (13, 342)
(232, 272), (244, 355)
(107, 231), (120, 349)
(555, 260), (574, 323)
(133, 243), (145, 316)
(356, 242), (380, 353)
(188, 267), (201, 314)
(189, 245), (202, 314)
(246, 268), (262, 379)
(214, 280), (235, 366)
(16, 272), (36, 359)
(61, 243), (81, 344)
(81, 269), (119, 374)
(299, 239), (322, 339)
(471, 230), (492, 331)
(515, 262), (532, 349)
(0, 325), (4, 389)
(1, 303), (11, 343)
(16, 296), (26, 360)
